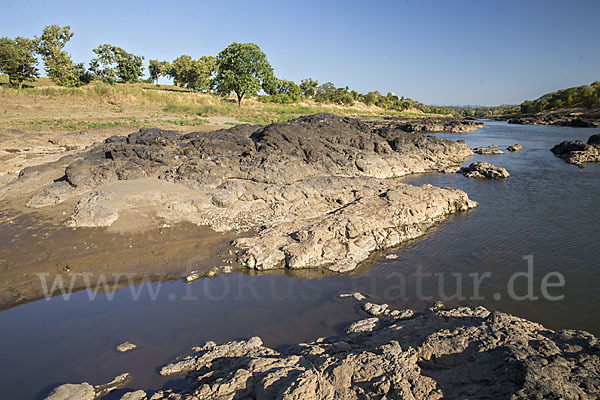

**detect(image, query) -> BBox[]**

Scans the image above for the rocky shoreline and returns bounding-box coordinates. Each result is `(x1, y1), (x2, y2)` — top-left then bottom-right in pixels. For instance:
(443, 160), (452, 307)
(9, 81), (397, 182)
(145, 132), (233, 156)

(46, 299), (600, 400)
(3, 114), (479, 274)
(506, 110), (600, 128)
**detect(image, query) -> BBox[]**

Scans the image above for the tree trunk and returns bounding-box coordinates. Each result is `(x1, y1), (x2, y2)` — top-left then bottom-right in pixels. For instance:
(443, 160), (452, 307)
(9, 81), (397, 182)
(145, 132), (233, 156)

(18, 81), (23, 89)
(237, 92), (243, 107)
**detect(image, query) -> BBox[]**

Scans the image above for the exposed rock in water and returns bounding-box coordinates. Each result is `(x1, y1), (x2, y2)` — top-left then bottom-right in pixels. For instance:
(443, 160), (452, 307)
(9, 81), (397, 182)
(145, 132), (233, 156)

(44, 383), (95, 400)
(339, 292), (367, 301)
(551, 133), (600, 167)
(120, 390), (147, 400)
(44, 373), (131, 400)
(472, 147), (505, 155)
(233, 179), (476, 272)
(461, 162), (510, 179)
(116, 341), (138, 353)
(507, 143), (523, 152)
(366, 116), (485, 133)
(16, 114), (477, 273)
(118, 306), (600, 400)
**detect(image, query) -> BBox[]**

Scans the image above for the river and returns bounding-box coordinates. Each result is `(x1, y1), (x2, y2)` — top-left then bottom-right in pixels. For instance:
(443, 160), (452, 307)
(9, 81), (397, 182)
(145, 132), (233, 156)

(1, 121), (598, 399)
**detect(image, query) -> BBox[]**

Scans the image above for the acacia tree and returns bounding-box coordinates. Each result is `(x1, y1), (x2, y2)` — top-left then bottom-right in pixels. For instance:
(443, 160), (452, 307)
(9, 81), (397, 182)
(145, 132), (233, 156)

(35, 25), (89, 87)
(214, 42), (274, 106)
(0, 37), (38, 88)
(89, 44), (144, 84)
(148, 59), (171, 84)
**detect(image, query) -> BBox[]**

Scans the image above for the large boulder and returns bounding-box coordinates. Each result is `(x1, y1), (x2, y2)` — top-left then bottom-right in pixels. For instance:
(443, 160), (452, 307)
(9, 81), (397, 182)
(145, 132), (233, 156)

(587, 133), (600, 145)
(551, 134), (600, 167)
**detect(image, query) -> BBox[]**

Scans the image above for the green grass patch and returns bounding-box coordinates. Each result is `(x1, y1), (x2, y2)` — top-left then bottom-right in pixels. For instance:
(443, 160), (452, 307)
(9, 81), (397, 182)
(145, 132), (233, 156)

(166, 118), (209, 126)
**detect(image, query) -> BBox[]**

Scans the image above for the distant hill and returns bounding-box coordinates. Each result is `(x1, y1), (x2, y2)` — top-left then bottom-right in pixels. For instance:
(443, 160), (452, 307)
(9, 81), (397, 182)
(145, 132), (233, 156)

(506, 82), (600, 127)
(520, 81), (600, 114)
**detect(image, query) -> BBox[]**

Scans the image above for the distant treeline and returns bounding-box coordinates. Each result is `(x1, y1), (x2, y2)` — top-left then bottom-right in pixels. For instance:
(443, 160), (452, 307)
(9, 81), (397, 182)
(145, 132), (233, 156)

(448, 105), (519, 119)
(0, 24), (451, 112)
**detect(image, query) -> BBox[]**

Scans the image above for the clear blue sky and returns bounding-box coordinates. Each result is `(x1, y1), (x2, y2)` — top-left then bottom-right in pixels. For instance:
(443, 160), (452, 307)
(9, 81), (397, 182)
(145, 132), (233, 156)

(2, 0), (599, 105)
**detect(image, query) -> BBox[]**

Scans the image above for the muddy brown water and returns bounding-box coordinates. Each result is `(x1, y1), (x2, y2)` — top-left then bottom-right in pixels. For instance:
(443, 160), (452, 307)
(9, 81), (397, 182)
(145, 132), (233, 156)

(1, 121), (599, 399)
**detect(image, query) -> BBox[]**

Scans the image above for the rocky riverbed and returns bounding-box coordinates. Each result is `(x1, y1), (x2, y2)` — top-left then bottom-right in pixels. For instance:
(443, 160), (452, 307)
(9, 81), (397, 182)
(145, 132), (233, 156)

(47, 300), (600, 400)
(2, 114), (478, 276)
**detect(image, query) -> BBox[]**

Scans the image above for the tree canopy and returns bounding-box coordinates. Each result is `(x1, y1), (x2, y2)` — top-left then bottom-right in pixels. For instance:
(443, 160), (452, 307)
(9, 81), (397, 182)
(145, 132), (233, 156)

(168, 55), (216, 91)
(214, 42), (274, 106)
(0, 37), (38, 88)
(300, 78), (319, 99)
(148, 60), (171, 85)
(35, 25), (90, 87)
(259, 79), (302, 104)
(89, 44), (144, 84)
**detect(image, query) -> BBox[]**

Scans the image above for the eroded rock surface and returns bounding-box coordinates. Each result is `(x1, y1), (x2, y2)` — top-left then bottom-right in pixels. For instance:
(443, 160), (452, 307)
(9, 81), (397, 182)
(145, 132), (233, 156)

(461, 162), (510, 179)
(13, 114), (477, 273)
(551, 133), (600, 167)
(44, 373), (131, 400)
(127, 306), (600, 400)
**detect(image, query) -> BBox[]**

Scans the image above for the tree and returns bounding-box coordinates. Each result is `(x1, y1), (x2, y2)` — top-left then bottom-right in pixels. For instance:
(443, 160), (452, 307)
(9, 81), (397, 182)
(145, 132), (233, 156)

(0, 37), (38, 88)
(259, 79), (302, 104)
(148, 59), (171, 84)
(214, 42), (274, 106)
(362, 91), (377, 106)
(169, 55), (216, 91)
(89, 44), (144, 84)
(314, 82), (354, 105)
(35, 25), (90, 87)
(300, 78), (319, 99)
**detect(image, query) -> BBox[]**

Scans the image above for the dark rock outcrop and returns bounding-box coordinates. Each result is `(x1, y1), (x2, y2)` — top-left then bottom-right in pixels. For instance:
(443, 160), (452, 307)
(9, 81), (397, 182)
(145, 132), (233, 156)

(366, 116), (485, 133)
(551, 133), (600, 167)
(17, 114), (478, 273)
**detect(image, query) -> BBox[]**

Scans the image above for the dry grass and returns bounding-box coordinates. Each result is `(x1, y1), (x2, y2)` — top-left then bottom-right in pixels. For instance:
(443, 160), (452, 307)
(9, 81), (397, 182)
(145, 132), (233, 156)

(0, 76), (436, 132)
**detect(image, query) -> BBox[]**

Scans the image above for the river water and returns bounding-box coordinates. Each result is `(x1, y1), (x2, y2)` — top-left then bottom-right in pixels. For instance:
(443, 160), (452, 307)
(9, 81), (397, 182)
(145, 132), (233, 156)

(1, 121), (599, 399)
